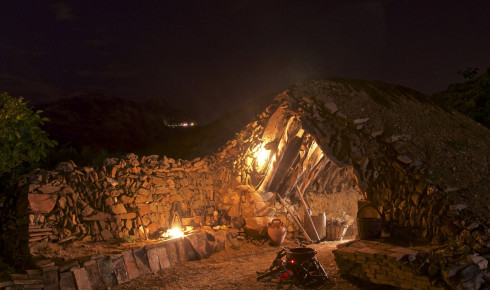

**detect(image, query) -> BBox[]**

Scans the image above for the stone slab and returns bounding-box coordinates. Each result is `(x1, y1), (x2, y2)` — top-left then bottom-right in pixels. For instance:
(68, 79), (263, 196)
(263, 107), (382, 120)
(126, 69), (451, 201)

(59, 271), (76, 290)
(165, 242), (179, 265)
(155, 246), (171, 269)
(121, 250), (141, 280)
(111, 254), (130, 284)
(42, 269), (59, 290)
(132, 247), (151, 274)
(72, 267), (92, 290)
(174, 238), (187, 263)
(84, 260), (105, 290)
(59, 260), (80, 272)
(146, 247), (161, 272)
(97, 258), (117, 287)
(12, 279), (43, 285)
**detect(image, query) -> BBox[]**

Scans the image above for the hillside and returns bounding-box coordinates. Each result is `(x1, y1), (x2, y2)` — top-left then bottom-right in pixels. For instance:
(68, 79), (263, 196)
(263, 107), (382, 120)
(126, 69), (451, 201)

(36, 94), (191, 156)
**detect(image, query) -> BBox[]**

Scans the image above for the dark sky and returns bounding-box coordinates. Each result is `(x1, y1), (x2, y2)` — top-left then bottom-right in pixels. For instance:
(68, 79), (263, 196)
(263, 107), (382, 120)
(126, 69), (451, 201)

(1, 1), (489, 122)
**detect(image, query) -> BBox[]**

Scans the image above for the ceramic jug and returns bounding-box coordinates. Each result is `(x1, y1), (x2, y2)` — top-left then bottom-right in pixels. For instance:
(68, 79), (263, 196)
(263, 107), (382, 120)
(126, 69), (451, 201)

(267, 219), (287, 246)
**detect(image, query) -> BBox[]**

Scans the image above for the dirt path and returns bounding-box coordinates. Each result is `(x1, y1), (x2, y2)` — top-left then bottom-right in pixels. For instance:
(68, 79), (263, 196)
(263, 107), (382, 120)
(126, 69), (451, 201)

(112, 239), (397, 290)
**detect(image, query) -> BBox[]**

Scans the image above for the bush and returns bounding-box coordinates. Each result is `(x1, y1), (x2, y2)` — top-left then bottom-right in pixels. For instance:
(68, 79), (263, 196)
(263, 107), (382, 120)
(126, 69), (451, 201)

(0, 92), (57, 189)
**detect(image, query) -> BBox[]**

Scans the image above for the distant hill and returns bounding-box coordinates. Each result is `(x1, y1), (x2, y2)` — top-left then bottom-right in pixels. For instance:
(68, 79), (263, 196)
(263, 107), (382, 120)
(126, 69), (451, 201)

(431, 68), (490, 129)
(142, 93), (276, 159)
(36, 94), (192, 157)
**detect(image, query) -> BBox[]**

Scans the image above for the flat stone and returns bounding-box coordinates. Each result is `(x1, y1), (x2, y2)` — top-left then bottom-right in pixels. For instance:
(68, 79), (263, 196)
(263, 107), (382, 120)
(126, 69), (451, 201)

(25, 269), (41, 278)
(83, 211), (114, 221)
(135, 194), (153, 203)
(111, 254), (130, 284)
(12, 278), (43, 285)
(111, 204), (127, 214)
(115, 212), (137, 220)
(59, 271), (77, 290)
(324, 101), (338, 114)
(97, 258), (117, 287)
(173, 239), (187, 263)
(28, 193), (58, 213)
(84, 260), (105, 290)
(137, 188), (150, 196)
(397, 155), (412, 165)
(82, 205), (95, 216)
(72, 267), (92, 290)
(38, 184), (61, 194)
(146, 247), (161, 272)
(353, 117), (370, 124)
(120, 195), (135, 204)
(59, 260), (80, 272)
(100, 229), (114, 241)
(132, 247), (151, 274)
(156, 246), (171, 269)
(165, 242), (179, 265)
(42, 269), (59, 290)
(137, 204), (152, 216)
(121, 250), (140, 280)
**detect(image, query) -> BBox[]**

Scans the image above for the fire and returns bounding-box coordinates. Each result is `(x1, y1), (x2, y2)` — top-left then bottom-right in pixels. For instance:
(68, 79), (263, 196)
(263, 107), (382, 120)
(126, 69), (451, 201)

(162, 227), (184, 239)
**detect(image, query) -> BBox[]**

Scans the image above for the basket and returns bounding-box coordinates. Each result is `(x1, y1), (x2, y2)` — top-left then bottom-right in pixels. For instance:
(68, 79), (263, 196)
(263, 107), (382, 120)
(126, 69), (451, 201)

(325, 224), (344, 241)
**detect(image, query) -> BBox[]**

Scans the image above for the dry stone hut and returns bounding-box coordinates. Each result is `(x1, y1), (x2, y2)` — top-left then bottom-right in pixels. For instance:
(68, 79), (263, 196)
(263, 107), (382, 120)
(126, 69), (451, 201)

(1, 79), (489, 289)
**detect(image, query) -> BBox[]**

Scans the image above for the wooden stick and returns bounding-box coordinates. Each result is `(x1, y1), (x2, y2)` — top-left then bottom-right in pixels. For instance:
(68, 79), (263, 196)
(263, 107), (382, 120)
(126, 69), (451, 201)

(276, 193), (312, 243)
(296, 185), (321, 242)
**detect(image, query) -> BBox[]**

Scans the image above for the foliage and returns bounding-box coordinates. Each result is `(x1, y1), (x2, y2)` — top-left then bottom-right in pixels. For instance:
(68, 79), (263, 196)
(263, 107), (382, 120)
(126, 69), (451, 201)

(432, 68), (490, 129)
(117, 235), (135, 243)
(457, 67), (480, 80)
(0, 92), (57, 186)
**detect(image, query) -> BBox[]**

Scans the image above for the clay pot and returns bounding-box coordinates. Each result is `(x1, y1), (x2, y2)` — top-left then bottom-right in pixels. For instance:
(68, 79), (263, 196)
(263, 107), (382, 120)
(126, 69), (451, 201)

(267, 219), (287, 246)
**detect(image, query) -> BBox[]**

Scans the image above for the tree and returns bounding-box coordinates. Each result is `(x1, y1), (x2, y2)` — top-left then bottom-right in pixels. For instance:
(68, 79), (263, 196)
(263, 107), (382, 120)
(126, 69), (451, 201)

(457, 67), (479, 80)
(0, 92), (57, 180)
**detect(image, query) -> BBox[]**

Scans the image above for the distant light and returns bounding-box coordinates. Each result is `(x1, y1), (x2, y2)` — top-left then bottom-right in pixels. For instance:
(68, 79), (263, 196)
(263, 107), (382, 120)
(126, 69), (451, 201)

(166, 121), (197, 128)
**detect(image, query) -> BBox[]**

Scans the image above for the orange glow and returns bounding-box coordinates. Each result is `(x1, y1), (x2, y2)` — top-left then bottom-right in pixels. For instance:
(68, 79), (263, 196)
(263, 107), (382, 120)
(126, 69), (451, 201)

(161, 227), (184, 239)
(254, 145), (271, 170)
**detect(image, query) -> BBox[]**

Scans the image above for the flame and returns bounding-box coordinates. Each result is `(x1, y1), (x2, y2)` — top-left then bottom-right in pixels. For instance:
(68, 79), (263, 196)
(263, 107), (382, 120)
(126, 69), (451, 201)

(162, 227), (184, 239)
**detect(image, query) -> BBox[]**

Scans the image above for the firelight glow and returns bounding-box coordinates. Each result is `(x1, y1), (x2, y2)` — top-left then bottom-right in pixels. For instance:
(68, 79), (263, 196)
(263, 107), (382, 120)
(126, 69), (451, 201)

(163, 227), (184, 239)
(255, 145), (271, 169)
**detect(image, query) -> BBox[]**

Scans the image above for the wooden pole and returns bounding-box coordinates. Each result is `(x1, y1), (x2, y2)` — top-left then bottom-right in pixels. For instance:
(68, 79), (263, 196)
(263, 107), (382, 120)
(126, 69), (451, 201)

(296, 185), (321, 242)
(276, 193), (312, 243)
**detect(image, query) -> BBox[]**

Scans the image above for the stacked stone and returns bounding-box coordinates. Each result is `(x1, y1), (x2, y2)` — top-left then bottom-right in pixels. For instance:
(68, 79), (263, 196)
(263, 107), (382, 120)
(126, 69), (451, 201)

(281, 92), (490, 252)
(2, 154), (219, 258)
(0, 231), (225, 289)
(333, 240), (446, 289)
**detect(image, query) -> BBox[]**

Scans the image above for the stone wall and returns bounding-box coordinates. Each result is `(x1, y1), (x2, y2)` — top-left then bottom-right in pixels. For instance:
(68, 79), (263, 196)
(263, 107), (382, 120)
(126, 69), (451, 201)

(2, 154), (224, 260)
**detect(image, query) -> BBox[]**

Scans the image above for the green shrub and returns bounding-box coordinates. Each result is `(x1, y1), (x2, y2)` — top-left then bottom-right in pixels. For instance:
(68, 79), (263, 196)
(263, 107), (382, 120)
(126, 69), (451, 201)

(0, 92), (57, 190)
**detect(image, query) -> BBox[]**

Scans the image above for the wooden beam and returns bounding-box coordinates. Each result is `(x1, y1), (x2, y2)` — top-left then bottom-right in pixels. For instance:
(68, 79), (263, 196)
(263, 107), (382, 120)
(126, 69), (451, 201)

(276, 193), (312, 243)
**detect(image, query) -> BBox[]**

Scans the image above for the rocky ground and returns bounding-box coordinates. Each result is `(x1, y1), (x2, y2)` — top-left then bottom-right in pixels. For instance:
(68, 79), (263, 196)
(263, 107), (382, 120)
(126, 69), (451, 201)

(111, 239), (397, 290)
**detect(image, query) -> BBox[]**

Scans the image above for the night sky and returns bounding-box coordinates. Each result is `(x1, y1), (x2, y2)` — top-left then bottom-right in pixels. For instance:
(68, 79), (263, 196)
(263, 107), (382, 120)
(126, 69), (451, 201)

(1, 1), (489, 122)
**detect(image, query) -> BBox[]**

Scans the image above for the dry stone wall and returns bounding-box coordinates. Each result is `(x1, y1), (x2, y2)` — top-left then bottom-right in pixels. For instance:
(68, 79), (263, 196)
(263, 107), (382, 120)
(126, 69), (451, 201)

(2, 154), (229, 260)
